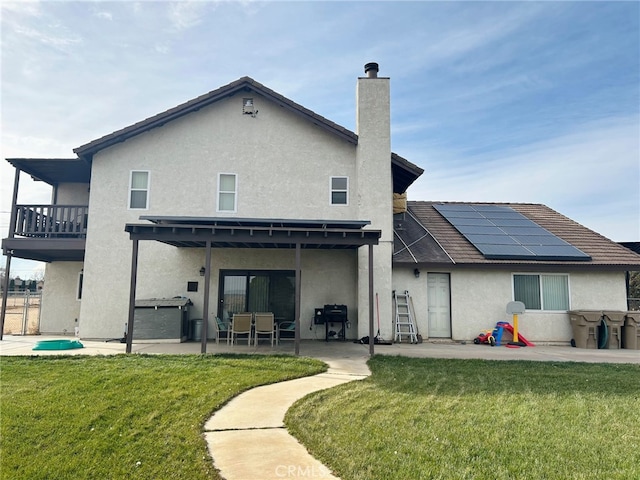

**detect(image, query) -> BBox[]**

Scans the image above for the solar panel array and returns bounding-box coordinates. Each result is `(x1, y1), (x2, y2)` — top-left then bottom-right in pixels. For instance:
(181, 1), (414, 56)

(433, 204), (591, 261)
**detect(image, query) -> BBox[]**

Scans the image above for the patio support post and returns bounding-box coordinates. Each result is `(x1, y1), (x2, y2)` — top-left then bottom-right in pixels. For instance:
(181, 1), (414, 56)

(368, 243), (375, 356)
(0, 254), (13, 341)
(294, 242), (301, 356)
(125, 239), (139, 354)
(1, 168), (20, 341)
(200, 240), (212, 354)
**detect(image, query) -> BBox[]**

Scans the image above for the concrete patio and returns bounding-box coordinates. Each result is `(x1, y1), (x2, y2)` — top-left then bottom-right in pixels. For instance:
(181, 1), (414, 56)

(1, 334), (638, 364)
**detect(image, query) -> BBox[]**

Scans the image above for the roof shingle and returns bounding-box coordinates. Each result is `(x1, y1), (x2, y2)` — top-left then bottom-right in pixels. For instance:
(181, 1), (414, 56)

(394, 201), (640, 270)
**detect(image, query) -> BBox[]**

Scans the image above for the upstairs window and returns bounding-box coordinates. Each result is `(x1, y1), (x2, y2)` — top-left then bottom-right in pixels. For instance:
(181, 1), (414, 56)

(218, 173), (237, 212)
(129, 171), (149, 209)
(513, 274), (570, 311)
(330, 176), (348, 205)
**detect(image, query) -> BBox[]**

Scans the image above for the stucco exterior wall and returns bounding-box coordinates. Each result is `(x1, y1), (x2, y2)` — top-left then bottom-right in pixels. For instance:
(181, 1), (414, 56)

(393, 268), (628, 344)
(79, 92), (377, 339)
(40, 262), (83, 335)
(56, 183), (90, 205)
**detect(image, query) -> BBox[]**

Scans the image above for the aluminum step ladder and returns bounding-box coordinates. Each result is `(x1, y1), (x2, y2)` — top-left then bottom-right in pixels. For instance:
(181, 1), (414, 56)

(394, 290), (418, 343)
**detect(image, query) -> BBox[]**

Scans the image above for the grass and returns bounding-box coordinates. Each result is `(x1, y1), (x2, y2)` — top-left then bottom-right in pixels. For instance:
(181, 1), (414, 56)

(286, 356), (640, 480)
(0, 354), (325, 480)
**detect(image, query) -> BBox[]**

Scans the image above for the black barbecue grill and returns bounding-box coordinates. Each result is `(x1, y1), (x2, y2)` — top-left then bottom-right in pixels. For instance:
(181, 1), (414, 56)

(321, 304), (348, 341)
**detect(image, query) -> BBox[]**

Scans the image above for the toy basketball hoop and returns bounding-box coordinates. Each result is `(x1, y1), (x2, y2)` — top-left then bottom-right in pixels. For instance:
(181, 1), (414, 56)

(506, 301), (526, 347)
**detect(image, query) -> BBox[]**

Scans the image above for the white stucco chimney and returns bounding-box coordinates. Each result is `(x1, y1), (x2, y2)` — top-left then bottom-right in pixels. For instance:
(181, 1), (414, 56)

(355, 62), (394, 340)
(355, 62), (392, 236)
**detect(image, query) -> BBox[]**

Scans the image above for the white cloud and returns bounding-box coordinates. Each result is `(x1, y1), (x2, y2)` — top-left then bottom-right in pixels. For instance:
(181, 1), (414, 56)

(94, 11), (113, 21)
(167, 1), (210, 31)
(0, 1), (42, 17)
(12, 23), (82, 51)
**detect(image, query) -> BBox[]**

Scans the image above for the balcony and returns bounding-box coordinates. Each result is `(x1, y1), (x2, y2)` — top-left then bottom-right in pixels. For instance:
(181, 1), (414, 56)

(2, 205), (88, 262)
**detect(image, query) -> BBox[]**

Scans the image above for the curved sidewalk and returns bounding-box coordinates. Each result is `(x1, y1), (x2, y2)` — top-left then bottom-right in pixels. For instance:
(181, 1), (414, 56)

(203, 357), (370, 480)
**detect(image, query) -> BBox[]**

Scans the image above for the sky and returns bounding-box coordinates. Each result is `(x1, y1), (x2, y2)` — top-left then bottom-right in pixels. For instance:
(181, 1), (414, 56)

(1, 0), (639, 279)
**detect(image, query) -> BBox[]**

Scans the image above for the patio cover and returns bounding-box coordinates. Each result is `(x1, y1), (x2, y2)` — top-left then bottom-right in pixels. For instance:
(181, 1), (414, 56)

(124, 217), (381, 355)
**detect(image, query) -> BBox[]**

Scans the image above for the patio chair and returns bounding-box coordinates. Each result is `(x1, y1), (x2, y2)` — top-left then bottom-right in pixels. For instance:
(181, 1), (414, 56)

(254, 312), (276, 346)
(213, 316), (229, 345)
(277, 321), (296, 343)
(230, 313), (253, 346)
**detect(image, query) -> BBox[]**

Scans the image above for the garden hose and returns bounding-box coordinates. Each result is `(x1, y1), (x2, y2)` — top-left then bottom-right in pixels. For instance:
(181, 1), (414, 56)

(598, 318), (608, 349)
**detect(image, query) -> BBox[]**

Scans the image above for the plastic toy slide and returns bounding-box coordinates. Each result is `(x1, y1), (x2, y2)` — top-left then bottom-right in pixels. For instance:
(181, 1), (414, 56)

(496, 322), (535, 347)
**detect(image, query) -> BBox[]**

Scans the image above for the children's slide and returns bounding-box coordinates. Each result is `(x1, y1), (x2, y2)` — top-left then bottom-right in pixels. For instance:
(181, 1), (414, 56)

(496, 322), (535, 347)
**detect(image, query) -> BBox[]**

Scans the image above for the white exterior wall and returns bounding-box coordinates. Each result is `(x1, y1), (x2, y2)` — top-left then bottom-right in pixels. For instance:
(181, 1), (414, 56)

(40, 262), (83, 335)
(35, 183), (89, 332)
(131, 244), (358, 340)
(393, 268), (628, 344)
(79, 92), (369, 339)
(55, 183), (90, 204)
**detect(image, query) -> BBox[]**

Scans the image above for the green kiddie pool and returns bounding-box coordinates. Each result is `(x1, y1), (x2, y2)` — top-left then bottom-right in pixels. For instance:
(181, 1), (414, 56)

(32, 339), (84, 351)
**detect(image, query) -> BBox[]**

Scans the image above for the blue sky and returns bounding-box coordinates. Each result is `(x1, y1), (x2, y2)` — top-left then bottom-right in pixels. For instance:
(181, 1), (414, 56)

(1, 0), (639, 278)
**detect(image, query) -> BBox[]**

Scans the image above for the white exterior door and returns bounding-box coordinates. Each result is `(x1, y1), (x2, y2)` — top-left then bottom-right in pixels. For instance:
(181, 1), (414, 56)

(427, 273), (451, 338)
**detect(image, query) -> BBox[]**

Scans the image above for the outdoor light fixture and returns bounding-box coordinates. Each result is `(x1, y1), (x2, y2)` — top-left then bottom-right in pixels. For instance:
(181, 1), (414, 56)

(414, 268), (420, 278)
(243, 98), (258, 117)
(199, 267), (206, 276)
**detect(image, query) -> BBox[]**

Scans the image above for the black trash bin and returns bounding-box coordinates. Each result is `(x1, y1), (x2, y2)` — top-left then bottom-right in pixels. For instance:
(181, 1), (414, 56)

(623, 312), (640, 350)
(569, 311), (602, 349)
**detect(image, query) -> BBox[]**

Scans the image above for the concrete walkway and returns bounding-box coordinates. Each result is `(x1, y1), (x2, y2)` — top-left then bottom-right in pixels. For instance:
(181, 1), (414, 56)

(204, 358), (369, 480)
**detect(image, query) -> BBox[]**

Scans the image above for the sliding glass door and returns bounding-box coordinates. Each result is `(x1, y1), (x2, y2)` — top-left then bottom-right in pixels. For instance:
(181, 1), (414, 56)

(218, 270), (295, 323)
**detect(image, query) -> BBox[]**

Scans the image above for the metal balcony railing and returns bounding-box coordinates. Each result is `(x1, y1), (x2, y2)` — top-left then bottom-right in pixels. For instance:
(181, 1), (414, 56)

(11, 205), (88, 238)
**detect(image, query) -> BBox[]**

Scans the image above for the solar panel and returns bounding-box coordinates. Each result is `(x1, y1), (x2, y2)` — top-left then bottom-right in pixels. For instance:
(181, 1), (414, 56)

(433, 204), (591, 261)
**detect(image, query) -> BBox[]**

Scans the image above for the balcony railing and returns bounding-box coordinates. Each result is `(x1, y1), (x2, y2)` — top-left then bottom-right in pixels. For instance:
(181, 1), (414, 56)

(11, 205), (88, 238)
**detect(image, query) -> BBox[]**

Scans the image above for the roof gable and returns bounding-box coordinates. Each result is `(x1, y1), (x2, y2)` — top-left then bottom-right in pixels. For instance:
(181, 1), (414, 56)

(74, 77), (360, 160)
(71, 76), (423, 193)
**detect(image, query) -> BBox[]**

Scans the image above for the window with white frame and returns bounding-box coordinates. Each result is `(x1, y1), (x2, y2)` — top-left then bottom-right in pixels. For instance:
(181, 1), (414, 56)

(513, 274), (569, 311)
(217, 173), (237, 212)
(330, 176), (348, 205)
(129, 171), (149, 209)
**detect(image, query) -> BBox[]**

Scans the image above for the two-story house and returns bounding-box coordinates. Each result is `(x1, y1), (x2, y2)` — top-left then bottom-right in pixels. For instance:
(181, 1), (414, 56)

(2, 63), (423, 353)
(3, 63), (639, 353)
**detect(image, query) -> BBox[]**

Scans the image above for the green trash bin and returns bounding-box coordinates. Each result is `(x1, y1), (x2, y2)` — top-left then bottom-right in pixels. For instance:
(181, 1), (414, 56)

(623, 312), (640, 350)
(569, 311), (602, 349)
(602, 311), (626, 349)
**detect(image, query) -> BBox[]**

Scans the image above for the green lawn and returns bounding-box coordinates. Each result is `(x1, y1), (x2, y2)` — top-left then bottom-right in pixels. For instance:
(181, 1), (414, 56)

(286, 356), (640, 480)
(0, 354), (325, 480)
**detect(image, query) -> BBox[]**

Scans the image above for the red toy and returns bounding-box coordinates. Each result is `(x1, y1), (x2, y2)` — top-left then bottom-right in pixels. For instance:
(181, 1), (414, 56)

(473, 330), (496, 346)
